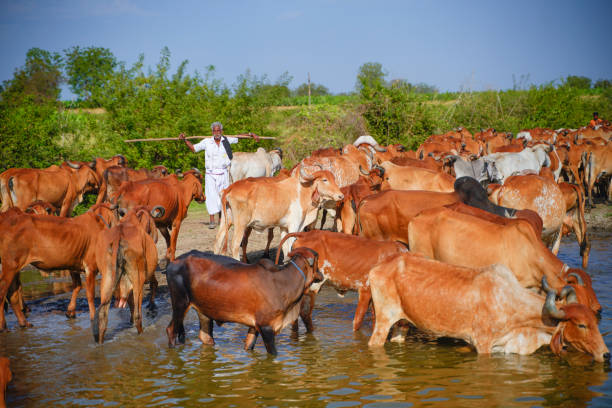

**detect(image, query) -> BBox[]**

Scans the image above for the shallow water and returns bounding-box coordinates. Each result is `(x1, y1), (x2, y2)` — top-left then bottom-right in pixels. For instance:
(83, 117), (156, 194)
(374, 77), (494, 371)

(2, 233), (612, 407)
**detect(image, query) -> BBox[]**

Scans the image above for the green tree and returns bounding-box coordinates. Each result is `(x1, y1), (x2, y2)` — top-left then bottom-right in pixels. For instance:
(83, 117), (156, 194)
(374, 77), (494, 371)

(594, 79), (612, 89)
(1, 47), (63, 105)
(356, 62), (387, 93)
(565, 75), (592, 89)
(293, 82), (330, 96)
(64, 46), (117, 106)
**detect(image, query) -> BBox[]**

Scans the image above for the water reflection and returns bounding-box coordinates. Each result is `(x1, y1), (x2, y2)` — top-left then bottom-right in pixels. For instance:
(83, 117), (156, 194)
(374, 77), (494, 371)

(2, 233), (611, 406)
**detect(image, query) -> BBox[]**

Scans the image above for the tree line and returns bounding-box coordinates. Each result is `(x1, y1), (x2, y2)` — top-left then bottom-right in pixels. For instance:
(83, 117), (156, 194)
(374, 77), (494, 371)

(1, 47), (611, 173)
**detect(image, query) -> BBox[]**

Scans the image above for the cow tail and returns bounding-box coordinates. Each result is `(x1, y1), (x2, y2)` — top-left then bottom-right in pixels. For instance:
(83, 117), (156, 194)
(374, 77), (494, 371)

(166, 259), (190, 343)
(355, 198), (368, 236)
(350, 199), (358, 234)
(572, 183), (588, 257)
(275, 232), (303, 264)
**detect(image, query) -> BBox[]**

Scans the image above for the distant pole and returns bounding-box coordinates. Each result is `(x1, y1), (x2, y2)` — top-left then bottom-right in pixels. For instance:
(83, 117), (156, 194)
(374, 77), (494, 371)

(308, 72), (311, 107)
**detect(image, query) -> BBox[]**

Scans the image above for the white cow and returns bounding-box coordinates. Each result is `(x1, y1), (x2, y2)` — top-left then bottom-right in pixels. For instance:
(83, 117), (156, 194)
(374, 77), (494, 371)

(482, 144), (551, 184)
(229, 148), (283, 183)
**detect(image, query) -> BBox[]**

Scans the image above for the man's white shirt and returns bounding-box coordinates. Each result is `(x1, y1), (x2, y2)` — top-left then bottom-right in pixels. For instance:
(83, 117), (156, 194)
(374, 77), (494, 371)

(193, 137), (238, 173)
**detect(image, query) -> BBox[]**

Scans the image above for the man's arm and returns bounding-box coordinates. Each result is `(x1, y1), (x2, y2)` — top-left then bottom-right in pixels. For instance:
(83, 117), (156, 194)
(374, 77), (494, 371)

(226, 133), (260, 144)
(179, 133), (199, 152)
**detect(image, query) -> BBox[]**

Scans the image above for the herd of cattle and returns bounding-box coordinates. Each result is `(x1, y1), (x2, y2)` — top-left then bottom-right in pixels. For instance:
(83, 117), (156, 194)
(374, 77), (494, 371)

(0, 124), (611, 366)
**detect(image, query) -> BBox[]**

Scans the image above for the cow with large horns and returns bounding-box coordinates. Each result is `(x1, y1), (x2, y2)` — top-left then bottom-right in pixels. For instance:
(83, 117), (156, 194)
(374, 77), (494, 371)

(367, 252), (609, 362)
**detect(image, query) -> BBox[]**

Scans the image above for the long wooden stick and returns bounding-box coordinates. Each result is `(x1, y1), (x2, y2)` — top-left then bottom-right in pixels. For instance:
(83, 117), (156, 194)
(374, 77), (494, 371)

(125, 134), (276, 143)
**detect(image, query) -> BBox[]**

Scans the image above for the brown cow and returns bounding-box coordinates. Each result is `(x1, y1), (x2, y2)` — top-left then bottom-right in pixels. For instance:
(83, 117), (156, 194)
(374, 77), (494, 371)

(334, 165), (384, 234)
(166, 248), (323, 355)
(0, 162), (99, 216)
(559, 182), (590, 268)
(115, 171), (205, 261)
(24, 200), (58, 215)
(357, 190), (460, 243)
(0, 357), (10, 408)
(275, 230), (409, 331)
(367, 253), (609, 362)
(379, 162), (455, 192)
(214, 166), (344, 260)
(583, 143), (612, 207)
(0, 204), (118, 329)
(96, 164), (169, 204)
(92, 205), (164, 343)
(407, 205), (601, 314)
(488, 173), (566, 254)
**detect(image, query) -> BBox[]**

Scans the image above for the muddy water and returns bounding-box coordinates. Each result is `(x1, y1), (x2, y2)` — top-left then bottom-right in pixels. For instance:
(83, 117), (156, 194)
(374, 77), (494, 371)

(2, 233), (612, 407)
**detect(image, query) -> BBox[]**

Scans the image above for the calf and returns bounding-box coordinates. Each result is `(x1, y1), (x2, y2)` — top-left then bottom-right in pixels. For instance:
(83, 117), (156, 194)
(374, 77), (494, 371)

(367, 253), (609, 362)
(166, 247), (322, 355)
(92, 206), (164, 343)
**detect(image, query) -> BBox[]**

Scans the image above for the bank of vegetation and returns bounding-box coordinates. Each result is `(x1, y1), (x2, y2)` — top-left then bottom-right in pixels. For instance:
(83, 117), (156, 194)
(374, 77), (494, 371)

(1, 47), (611, 172)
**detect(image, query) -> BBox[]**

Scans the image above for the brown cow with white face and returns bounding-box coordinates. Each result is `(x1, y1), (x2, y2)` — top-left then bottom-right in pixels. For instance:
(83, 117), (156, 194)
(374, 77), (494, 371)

(214, 165), (344, 260)
(367, 253), (609, 362)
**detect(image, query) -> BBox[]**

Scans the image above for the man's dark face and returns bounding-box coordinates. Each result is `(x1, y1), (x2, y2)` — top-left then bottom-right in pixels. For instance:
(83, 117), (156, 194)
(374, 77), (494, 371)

(213, 126), (222, 140)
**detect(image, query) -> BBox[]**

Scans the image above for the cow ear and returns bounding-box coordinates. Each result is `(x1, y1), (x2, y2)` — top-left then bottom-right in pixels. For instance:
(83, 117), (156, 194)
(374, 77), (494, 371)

(311, 187), (320, 206)
(550, 328), (564, 355)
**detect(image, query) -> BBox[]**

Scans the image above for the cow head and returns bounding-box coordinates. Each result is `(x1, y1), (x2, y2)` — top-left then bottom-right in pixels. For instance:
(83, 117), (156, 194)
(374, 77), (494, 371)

(287, 247), (324, 286)
(89, 203), (119, 228)
(152, 165), (169, 177)
(543, 280), (609, 362)
(25, 200), (58, 215)
(298, 166), (344, 207)
(564, 269), (601, 316)
(120, 205), (164, 242)
(184, 172), (205, 203)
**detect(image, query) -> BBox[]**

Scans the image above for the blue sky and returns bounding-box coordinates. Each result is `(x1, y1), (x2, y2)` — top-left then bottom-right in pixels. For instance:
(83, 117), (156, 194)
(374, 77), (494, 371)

(1, 0), (611, 98)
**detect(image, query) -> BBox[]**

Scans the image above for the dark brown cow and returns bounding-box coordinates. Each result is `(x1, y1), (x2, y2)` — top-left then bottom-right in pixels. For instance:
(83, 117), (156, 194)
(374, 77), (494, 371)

(275, 230), (408, 332)
(166, 248), (322, 355)
(0, 204), (118, 329)
(334, 166), (384, 234)
(92, 206), (164, 343)
(115, 171), (205, 261)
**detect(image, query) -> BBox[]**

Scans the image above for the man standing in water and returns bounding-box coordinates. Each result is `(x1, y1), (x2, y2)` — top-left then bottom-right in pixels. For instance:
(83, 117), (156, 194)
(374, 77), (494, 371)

(179, 122), (259, 228)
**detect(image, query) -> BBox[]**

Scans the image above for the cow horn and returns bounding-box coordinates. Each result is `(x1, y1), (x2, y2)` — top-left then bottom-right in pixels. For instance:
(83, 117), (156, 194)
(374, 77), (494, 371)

(567, 272), (584, 286)
(175, 169), (183, 177)
(89, 157), (97, 169)
(273, 147), (283, 158)
(542, 277), (567, 320)
(299, 165), (314, 182)
(374, 145), (387, 152)
(560, 285), (578, 304)
(359, 165), (369, 176)
(364, 147), (374, 160)
(374, 164), (385, 177)
(396, 144), (406, 151)
(151, 205), (165, 218)
(66, 161), (81, 169)
(191, 167), (202, 176)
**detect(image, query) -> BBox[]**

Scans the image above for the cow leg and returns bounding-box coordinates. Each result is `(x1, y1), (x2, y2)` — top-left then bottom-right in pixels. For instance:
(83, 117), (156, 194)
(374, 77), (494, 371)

(133, 288), (144, 334)
(389, 321), (410, 343)
(240, 227), (252, 263)
(7, 281), (30, 328)
(263, 228), (274, 259)
(147, 275), (158, 310)
(167, 220), (183, 261)
(550, 228), (563, 256)
(197, 311), (214, 345)
(230, 216), (249, 261)
(166, 271), (190, 347)
(93, 266), (115, 344)
(245, 327), (258, 350)
(159, 226), (171, 260)
(258, 325), (277, 356)
(300, 292), (315, 333)
(353, 287), (372, 332)
(66, 271), (82, 319)
(85, 269), (97, 321)
(0, 256), (29, 330)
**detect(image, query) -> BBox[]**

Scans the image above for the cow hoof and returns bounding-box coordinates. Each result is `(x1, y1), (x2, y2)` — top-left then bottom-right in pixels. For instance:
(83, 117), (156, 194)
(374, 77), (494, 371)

(65, 311), (77, 319)
(19, 322), (33, 328)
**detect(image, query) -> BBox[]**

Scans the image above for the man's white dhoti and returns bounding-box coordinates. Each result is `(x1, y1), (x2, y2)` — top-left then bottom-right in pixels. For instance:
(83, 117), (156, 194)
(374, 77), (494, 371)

(205, 171), (230, 215)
